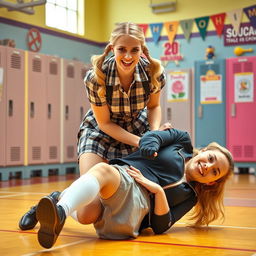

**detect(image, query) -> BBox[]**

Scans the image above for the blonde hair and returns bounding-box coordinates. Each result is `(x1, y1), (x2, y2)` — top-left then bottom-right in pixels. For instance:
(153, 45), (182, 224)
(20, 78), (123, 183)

(91, 22), (163, 92)
(189, 142), (234, 226)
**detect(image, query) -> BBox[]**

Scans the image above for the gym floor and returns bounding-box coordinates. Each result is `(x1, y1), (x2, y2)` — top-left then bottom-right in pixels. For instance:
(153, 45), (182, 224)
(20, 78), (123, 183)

(0, 172), (255, 256)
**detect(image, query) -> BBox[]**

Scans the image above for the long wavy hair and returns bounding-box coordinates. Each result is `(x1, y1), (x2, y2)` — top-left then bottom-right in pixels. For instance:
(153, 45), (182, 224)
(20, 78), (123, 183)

(189, 142), (234, 226)
(90, 22), (163, 93)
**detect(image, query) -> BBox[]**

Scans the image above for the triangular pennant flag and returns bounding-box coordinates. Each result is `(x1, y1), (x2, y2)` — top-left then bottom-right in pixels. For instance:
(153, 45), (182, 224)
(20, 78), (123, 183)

(138, 24), (149, 36)
(210, 13), (226, 37)
(244, 5), (256, 29)
(195, 16), (209, 40)
(149, 23), (163, 44)
(164, 21), (179, 44)
(226, 9), (243, 34)
(180, 19), (194, 42)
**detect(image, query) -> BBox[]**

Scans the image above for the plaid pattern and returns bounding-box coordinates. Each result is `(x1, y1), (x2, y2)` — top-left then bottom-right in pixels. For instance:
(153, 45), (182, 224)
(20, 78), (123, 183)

(77, 56), (166, 160)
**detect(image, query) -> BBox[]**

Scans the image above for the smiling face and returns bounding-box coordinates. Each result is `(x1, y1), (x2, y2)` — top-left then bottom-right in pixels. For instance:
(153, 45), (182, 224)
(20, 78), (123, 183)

(112, 35), (142, 76)
(185, 149), (229, 184)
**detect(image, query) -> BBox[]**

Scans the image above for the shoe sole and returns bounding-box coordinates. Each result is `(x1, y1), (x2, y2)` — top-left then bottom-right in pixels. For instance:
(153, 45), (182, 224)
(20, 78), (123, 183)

(36, 196), (58, 248)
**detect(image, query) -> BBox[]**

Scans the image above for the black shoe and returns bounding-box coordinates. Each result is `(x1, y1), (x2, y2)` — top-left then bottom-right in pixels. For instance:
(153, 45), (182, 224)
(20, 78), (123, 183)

(19, 191), (61, 230)
(36, 196), (66, 249)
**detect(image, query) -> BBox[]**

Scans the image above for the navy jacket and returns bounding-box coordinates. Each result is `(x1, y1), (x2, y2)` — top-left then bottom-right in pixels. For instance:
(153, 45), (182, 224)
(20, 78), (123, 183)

(110, 129), (198, 234)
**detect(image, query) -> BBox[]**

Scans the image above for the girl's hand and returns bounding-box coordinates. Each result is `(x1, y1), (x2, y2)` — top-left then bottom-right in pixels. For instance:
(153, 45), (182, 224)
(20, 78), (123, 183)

(127, 166), (161, 194)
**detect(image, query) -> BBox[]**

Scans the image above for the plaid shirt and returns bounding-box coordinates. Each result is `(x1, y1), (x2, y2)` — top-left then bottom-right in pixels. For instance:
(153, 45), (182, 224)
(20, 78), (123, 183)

(77, 56), (166, 160)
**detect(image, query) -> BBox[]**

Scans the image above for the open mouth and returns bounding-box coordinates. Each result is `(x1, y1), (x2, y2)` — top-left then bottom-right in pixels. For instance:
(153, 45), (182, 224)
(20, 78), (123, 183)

(121, 60), (133, 67)
(198, 162), (203, 176)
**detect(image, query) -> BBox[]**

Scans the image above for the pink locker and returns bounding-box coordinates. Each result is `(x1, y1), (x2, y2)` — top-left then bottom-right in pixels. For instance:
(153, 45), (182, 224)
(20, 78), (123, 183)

(74, 61), (90, 130)
(6, 48), (25, 166)
(226, 56), (256, 162)
(46, 56), (61, 164)
(0, 46), (7, 166)
(63, 59), (77, 163)
(161, 69), (194, 142)
(27, 52), (47, 165)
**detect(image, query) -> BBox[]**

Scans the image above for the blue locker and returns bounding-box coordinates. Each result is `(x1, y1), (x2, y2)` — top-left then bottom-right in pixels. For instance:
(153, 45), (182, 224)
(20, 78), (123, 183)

(194, 59), (226, 148)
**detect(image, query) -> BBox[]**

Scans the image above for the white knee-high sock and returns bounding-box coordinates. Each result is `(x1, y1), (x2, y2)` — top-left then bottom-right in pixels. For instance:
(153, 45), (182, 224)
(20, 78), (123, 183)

(57, 173), (100, 217)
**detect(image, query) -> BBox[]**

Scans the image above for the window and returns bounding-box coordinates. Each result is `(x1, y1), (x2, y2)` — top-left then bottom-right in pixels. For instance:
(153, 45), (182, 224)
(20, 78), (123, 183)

(45, 0), (83, 34)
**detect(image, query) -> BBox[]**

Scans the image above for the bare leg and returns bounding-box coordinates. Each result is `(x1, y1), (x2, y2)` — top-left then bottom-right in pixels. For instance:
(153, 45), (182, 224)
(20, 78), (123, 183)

(76, 153), (108, 224)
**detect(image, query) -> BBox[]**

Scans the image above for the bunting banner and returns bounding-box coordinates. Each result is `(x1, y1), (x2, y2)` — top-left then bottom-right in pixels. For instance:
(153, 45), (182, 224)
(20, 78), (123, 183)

(164, 21), (179, 44)
(149, 23), (163, 44)
(244, 5), (256, 29)
(138, 24), (149, 36)
(226, 8), (243, 34)
(179, 19), (194, 42)
(210, 13), (226, 37)
(195, 16), (209, 40)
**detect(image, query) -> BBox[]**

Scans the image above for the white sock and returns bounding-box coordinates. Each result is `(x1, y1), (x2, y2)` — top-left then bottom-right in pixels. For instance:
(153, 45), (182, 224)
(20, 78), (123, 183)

(57, 173), (100, 217)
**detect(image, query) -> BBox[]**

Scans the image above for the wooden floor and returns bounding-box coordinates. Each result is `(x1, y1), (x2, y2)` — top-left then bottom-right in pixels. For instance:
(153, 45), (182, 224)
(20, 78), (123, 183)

(0, 173), (256, 256)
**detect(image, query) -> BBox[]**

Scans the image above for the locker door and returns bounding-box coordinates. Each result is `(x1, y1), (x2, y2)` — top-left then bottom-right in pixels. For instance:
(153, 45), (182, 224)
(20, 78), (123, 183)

(75, 61), (90, 129)
(0, 46), (7, 166)
(226, 56), (256, 162)
(194, 59), (226, 148)
(27, 52), (47, 164)
(46, 56), (61, 164)
(63, 59), (77, 163)
(162, 69), (194, 142)
(6, 48), (25, 166)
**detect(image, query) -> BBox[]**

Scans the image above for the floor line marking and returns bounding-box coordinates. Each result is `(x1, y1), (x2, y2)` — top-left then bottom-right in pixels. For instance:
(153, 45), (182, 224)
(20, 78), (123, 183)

(21, 239), (88, 256)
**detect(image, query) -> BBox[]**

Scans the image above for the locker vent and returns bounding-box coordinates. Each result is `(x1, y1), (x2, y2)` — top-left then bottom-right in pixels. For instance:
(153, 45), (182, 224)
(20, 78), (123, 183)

(32, 59), (41, 72)
(50, 62), (58, 75)
(67, 146), (74, 158)
(67, 65), (74, 78)
(11, 54), (21, 69)
(10, 147), (20, 161)
(32, 146), (41, 160)
(244, 62), (253, 72)
(244, 145), (254, 158)
(49, 146), (57, 159)
(233, 63), (241, 73)
(232, 145), (242, 158)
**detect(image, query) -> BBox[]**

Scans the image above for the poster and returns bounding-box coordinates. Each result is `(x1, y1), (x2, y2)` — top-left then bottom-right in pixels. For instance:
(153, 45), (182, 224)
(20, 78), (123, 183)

(200, 71), (222, 104)
(167, 71), (189, 102)
(235, 72), (254, 103)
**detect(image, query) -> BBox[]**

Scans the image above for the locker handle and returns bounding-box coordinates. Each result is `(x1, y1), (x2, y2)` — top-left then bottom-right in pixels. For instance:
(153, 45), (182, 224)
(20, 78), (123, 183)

(8, 100), (13, 117)
(231, 103), (236, 117)
(30, 102), (35, 118)
(80, 106), (84, 122)
(65, 105), (69, 120)
(198, 105), (203, 119)
(48, 104), (52, 119)
(167, 107), (171, 122)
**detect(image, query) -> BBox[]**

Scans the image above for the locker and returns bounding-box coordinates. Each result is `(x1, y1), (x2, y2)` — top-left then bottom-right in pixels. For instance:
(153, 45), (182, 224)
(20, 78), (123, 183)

(74, 61), (90, 129)
(27, 52), (47, 164)
(6, 47), (25, 166)
(162, 69), (194, 142)
(46, 56), (61, 164)
(194, 59), (226, 148)
(226, 56), (256, 162)
(0, 46), (7, 166)
(62, 59), (77, 163)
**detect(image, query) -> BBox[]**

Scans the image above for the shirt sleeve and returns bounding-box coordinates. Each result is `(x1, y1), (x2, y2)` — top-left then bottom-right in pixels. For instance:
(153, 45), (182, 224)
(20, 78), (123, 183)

(140, 129), (192, 150)
(84, 69), (107, 106)
(150, 195), (197, 234)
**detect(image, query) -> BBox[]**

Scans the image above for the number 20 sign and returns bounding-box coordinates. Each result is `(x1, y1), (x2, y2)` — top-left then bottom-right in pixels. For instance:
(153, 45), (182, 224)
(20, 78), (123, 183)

(160, 41), (183, 62)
